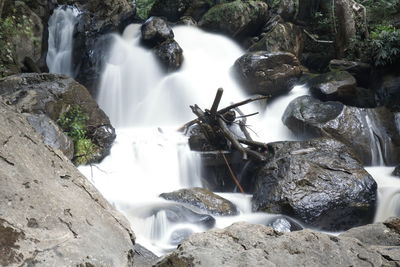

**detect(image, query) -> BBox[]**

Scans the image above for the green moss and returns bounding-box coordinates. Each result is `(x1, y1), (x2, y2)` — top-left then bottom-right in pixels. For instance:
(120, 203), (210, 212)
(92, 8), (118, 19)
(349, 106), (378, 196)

(57, 105), (98, 165)
(135, 0), (157, 19)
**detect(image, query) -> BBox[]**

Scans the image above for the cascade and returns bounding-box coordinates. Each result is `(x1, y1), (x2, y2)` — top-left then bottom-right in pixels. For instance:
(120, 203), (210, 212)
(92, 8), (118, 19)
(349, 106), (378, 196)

(46, 6), (79, 76)
(74, 24), (400, 255)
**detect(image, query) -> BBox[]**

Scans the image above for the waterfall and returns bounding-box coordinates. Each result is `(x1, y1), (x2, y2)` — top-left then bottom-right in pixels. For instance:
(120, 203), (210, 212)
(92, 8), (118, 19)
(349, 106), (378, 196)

(46, 6), (79, 76)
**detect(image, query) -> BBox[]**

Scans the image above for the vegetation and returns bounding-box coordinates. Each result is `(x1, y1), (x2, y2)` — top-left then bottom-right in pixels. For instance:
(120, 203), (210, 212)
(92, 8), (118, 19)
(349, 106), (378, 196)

(134, 0), (156, 19)
(369, 24), (400, 66)
(57, 105), (98, 165)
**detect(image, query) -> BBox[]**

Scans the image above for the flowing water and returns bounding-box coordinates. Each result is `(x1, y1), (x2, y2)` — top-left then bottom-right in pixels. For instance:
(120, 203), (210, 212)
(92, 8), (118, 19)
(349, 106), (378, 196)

(45, 12), (400, 255)
(47, 6), (79, 76)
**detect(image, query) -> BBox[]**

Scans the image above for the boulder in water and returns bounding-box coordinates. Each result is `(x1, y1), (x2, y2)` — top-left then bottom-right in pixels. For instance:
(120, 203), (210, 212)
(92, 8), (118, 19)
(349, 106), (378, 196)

(0, 73), (116, 163)
(282, 95), (400, 165)
(252, 138), (377, 231)
(329, 59), (372, 88)
(263, 216), (304, 233)
(155, 222), (400, 266)
(198, 1), (269, 39)
(153, 39), (184, 72)
(141, 17), (174, 47)
(0, 100), (135, 266)
(160, 187), (238, 216)
(233, 51), (302, 97)
(393, 165), (400, 177)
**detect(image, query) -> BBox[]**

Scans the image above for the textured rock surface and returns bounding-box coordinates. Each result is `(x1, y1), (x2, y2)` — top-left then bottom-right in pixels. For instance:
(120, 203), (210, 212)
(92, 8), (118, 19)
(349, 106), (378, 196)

(252, 138), (377, 231)
(233, 51), (302, 97)
(0, 99), (135, 266)
(141, 17), (174, 47)
(160, 187), (238, 216)
(155, 222), (400, 267)
(0, 73), (116, 163)
(153, 39), (184, 71)
(282, 95), (400, 165)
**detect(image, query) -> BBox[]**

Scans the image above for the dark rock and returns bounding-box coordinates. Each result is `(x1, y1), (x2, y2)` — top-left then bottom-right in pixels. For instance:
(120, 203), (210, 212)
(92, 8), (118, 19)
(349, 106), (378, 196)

(198, 1), (269, 40)
(373, 67), (400, 112)
(155, 222), (400, 267)
(233, 51), (302, 97)
(153, 39), (184, 71)
(0, 100), (135, 266)
(340, 217), (400, 246)
(149, 0), (191, 22)
(132, 243), (159, 267)
(308, 71), (376, 107)
(26, 114), (74, 159)
(252, 138), (377, 231)
(160, 187), (238, 216)
(393, 165), (400, 177)
(249, 22), (304, 59)
(141, 17), (174, 47)
(177, 16), (197, 26)
(329, 59), (372, 88)
(282, 95), (400, 165)
(264, 216), (304, 232)
(301, 52), (333, 73)
(0, 73), (116, 164)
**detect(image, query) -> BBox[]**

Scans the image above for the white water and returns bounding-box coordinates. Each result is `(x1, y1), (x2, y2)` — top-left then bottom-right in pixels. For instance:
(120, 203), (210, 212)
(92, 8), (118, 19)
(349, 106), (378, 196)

(75, 24), (400, 255)
(47, 6), (79, 76)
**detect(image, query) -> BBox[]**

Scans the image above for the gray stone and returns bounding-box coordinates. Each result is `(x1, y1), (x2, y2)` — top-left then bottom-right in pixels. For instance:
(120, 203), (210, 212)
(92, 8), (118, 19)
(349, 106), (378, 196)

(252, 138), (377, 231)
(155, 222), (400, 267)
(153, 39), (184, 72)
(141, 17), (174, 47)
(160, 187), (238, 216)
(0, 100), (135, 266)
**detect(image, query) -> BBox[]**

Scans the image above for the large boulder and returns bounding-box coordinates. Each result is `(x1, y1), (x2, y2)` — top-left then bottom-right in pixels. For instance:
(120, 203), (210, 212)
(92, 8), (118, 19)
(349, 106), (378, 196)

(233, 51), (302, 97)
(160, 187), (238, 216)
(252, 138), (377, 231)
(249, 22), (304, 59)
(308, 70), (376, 107)
(0, 100), (136, 266)
(153, 39), (184, 72)
(198, 0), (269, 40)
(149, 0), (191, 22)
(329, 59), (372, 88)
(141, 16), (174, 47)
(282, 95), (400, 165)
(393, 165), (400, 177)
(155, 222), (400, 266)
(0, 73), (116, 163)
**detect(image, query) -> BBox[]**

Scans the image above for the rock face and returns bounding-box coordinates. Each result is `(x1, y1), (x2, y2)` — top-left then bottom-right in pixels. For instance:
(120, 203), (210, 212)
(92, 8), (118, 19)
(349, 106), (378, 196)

(0, 100), (135, 266)
(160, 187), (238, 216)
(249, 22), (304, 59)
(252, 138), (377, 231)
(282, 95), (400, 165)
(308, 71), (375, 107)
(198, 0), (269, 39)
(141, 17), (174, 47)
(26, 114), (74, 160)
(155, 222), (400, 267)
(0, 73), (116, 163)
(233, 51), (302, 97)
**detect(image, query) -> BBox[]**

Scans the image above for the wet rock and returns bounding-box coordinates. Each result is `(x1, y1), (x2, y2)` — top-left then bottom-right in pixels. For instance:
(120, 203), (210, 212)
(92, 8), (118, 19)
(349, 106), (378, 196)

(0, 100), (135, 266)
(329, 59), (372, 88)
(340, 217), (400, 246)
(282, 95), (400, 165)
(177, 16), (197, 26)
(252, 138), (377, 231)
(308, 71), (375, 107)
(198, 1), (269, 40)
(155, 222), (400, 267)
(0, 73), (116, 163)
(132, 243), (159, 267)
(373, 67), (400, 112)
(249, 22), (304, 59)
(170, 228), (194, 246)
(264, 216), (303, 232)
(160, 187), (238, 216)
(233, 51), (302, 97)
(141, 17), (174, 47)
(26, 114), (74, 159)
(153, 39), (184, 71)
(393, 165), (400, 177)
(149, 0), (192, 22)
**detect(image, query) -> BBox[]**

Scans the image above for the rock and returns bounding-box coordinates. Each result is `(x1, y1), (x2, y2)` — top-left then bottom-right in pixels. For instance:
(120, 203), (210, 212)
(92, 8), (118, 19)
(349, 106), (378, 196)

(394, 165), (400, 177)
(233, 51), (302, 97)
(153, 39), (184, 71)
(0, 100), (135, 266)
(252, 138), (377, 231)
(329, 59), (372, 88)
(0, 73), (116, 164)
(282, 95), (400, 165)
(155, 222), (400, 267)
(149, 0), (192, 22)
(132, 243), (159, 267)
(160, 187), (238, 216)
(26, 114), (74, 159)
(340, 217), (400, 246)
(198, 0), (269, 40)
(373, 68), (400, 112)
(141, 17), (174, 47)
(177, 16), (197, 26)
(308, 71), (375, 107)
(264, 216), (304, 232)
(249, 22), (304, 59)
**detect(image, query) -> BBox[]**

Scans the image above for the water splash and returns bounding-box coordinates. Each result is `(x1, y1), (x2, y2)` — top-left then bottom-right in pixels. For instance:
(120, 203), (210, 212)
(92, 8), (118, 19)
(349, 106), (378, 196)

(46, 6), (79, 76)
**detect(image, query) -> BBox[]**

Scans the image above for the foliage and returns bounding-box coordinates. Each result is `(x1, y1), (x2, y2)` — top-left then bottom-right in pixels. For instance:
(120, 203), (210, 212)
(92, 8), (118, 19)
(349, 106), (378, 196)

(356, 0), (400, 22)
(134, 0), (156, 19)
(369, 24), (400, 66)
(57, 105), (97, 165)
